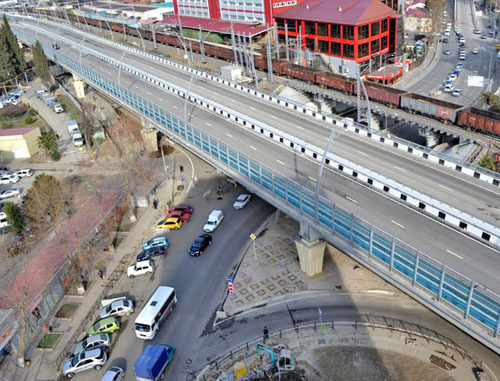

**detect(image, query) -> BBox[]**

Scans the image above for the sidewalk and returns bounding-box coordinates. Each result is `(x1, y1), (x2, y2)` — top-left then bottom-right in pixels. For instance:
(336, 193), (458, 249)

(0, 147), (193, 381)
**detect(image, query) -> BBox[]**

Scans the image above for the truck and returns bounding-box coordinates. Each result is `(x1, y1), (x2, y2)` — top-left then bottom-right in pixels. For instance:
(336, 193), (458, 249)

(66, 120), (80, 135)
(42, 94), (56, 106)
(35, 86), (48, 99)
(134, 344), (175, 381)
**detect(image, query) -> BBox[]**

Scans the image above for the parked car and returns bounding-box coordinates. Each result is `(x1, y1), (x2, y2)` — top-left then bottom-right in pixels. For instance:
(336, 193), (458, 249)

(88, 317), (120, 336)
(99, 299), (134, 319)
(156, 217), (183, 230)
(73, 136), (84, 147)
(127, 260), (154, 278)
(233, 193), (252, 209)
(443, 49), (451, 55)
(452, 89), (463, 97)
(15, 169), (32, 177)
(443, 37), (449, 43)
(448, 74), (458, 81)
(456, 63), (463, 69)
(188, 234), (212, 256)
(481, 34), (487, 39)
(136, 246), (167, 262)
(167, 204), (193, 214)
(444, 84), (454, 92)
(62, 348), (107, 378)
(0, 174), (19, 184)
(166, 210), (191, 222)
(101, 366), (124, 381)
(142, 236), (169, 251)
(474, 27), (481, 34)
(472, 48), (479, 54)
(72, 334), (111, 355)
(0, 188), (21, 199)
(53, 103), (64, 113)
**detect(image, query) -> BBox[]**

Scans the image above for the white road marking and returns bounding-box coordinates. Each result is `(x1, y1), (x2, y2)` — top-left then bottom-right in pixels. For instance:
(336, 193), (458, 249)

(356, 150), (368, 156)
(271, 115), (279, 120)
(173, 105), (178, 109)
(159, 98), (163, 101)
(308, 176), (317, 182)
(250, 106), (256, 110)
(438, 184), (452, 191)
(135, 86), (139, 89)
(446, 249), (463, 260)
(206, 122), (212, 126)
(346, 196), (358, 204)
(391, 220), (406, 229)
(394, 166), (407, 172)
(249, 145), (257, 150)
(146, 92), (150, 95)
(276, 160), (286, 166)
(226, 133), (233, 138)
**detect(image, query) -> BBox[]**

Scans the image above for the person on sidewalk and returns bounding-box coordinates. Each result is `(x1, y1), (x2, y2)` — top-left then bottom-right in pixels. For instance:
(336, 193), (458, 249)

(180, 165), (184, 173)
(263, 326), (269, 343)
(97, 269), (104, 280)
(153, 199), (158, 210)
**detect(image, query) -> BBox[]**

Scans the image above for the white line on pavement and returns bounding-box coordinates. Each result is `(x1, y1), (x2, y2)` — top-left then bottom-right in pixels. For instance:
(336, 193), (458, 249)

(356, 150), (368, 156)
(173, 105), (178, 109)
(394, 166), (407, 172)
(226, 133), (233, 138)
(249, 145), (257, 150)
(308, 176), (317, 182)
(276, 160), (285, 165)
(446, 249), (463, 260)
(206, 122), (212, 127)
(391, 220), (406, 229)
(438, 184), (452, 191)
(346, 196), (358, 204)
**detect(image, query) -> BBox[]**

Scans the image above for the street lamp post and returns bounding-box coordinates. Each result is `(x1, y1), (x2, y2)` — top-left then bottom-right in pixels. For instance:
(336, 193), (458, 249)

(117, 50), (126, 86)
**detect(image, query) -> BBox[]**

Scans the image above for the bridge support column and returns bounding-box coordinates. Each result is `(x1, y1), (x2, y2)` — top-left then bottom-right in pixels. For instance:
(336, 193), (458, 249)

(72, 74), (85, 99)
(295, 222), (326, 277)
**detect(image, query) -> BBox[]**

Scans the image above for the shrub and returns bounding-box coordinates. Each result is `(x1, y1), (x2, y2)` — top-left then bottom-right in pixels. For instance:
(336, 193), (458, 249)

(24, 116), (35, 124)
(50, 151), (61, 161)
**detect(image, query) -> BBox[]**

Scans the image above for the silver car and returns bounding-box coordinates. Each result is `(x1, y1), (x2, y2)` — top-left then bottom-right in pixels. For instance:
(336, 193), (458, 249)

(233, 193), (252, 209)
(72, 334), (111, 355)
(99, 299), (134, 319)
(0, 188), (21, 199)
(62, 348), (107, 378)
(101, 366), (125, 381)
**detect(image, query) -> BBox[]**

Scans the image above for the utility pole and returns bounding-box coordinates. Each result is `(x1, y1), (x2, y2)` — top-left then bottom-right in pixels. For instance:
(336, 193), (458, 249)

(231, 23), (238, 65)
(274, 23), (279, 59)
(356, 64), (361, 123)
(266, 29), (273, 83)
(199, 26), (206, 64)
(150, 20), (157, 49)
(285, 22), (289, 61)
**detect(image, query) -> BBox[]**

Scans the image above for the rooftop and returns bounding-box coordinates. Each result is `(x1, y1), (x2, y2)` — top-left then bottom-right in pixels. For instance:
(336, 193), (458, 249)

(0, 126), (37, 137)
(161, 15), (269, 36)
(275, 0), (396, 25)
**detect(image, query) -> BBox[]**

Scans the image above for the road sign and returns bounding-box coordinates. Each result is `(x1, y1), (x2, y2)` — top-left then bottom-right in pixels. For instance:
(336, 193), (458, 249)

(250, 233), (256, 240)
(227, 277), (234, 294)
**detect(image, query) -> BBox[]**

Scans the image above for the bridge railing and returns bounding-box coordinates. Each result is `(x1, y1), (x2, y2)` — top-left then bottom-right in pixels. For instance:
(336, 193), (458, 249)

(13, 29), (499, 353)
(12, 13), (500, 185)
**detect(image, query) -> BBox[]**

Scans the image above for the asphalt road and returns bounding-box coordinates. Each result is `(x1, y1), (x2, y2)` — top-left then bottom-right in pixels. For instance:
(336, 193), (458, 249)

(14, 18), (500, 232)
(409, 0), (498, 105)
(12, 22), (500, 294)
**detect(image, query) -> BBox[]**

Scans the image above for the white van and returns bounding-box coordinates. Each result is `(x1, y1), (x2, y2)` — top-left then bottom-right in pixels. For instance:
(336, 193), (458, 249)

(135, 286), (176, 340)
(203, 210), (224, 232)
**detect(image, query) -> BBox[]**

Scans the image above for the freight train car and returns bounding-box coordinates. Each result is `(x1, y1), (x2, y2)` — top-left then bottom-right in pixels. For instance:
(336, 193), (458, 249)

(283, 64), (316, 83)
(457, 108), (500, 136)
(400, 93), (461, 123)
(363, 81), (406, 107)
(315, 71), (356, 94)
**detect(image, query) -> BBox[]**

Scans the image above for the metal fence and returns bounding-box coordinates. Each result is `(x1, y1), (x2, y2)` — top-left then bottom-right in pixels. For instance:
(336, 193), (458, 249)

(14, 30), (500, 353)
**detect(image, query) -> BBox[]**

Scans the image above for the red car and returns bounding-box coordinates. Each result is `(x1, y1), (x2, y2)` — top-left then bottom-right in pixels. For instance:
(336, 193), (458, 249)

(168, 204), (193, 214)
(166, 210), (191, 222)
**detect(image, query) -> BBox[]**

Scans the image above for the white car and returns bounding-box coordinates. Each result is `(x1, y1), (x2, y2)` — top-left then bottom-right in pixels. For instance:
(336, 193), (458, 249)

(11, 98), (22, 106)
(0, 174), (20, 184)
(0, 188), (21, 199)
(444, 30), (450, 36)
(443, 84), (454, 92)
(452, 89), (463, 97)
(233, 193), (252, 209)
(99, 299), (134, 319)
(72, 136), (84, 147)
(101, 366), (124, 381)
(472, 48), (479, 54)
(53, 103), (64, 113)
(15, 169), (32, 178)
(62, 348), (107, 378)
(448, 74), (458, 81)
(127, 260), (154, 278)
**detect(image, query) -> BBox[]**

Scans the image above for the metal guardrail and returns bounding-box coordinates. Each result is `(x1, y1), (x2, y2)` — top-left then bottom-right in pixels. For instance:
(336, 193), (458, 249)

(15, 13), (500, 183)
(13, 30), (499, 353)
(198, 316), (487, 380)
(17, 19), (500, 248)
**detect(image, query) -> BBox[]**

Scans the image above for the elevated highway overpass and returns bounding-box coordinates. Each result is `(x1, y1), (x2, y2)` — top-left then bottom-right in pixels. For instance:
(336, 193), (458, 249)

(6, 15), (500, 353)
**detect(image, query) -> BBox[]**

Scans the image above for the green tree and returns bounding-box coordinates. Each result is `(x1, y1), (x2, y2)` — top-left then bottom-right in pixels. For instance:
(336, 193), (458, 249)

(32, 40), (51, 85)
(478, 155), (499, 172)
(1, 14), (26, 73)
(24, 174), (63, 231)
(37, 131), (59, 157)
(480, 91), (500, 111)
(0, 26), (17, 82)
(3, 202), (25, 233)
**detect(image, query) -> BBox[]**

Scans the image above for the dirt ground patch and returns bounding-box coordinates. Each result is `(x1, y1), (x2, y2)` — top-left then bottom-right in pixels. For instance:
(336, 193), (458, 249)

(299, 346), (454, 381)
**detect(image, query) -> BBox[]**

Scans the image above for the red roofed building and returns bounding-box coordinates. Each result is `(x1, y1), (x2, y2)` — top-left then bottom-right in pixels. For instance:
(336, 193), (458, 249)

(274, 0), (399, 64)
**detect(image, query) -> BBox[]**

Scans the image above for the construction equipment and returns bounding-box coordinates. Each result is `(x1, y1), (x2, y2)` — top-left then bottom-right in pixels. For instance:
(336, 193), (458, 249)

(255, 344), (296, 373)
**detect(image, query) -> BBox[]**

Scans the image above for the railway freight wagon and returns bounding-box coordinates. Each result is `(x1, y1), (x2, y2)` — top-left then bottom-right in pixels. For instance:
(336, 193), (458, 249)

(363, 81), (407, 107)
(400, 93), (461, 123)
(283, 64), (316, 83)
(315, 71), (356, 94)
(457, 108), (500, 136)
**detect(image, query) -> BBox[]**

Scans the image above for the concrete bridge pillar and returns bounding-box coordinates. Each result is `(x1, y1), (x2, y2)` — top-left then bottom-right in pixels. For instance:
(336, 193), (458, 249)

(295, 221), (326, 277)
(72, 74), (86, 99)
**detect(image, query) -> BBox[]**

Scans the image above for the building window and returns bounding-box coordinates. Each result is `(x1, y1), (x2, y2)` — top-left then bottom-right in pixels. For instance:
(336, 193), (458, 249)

(286, 19), (296, 32)
(306, 38), (315, 51)
(358, 25), (369, 39)
(343, 25), (354, 40)
(317, 23), (328, 37)
(358, 42), (369, 57)
(381, 19), (388, 33)
(331, 24), (341, 38)
(331, 42), (341, 55)
(371, 39), (380, 53)
(381, 36), (387, 49)
(305, 21), (315, 35)
(276, 18), (284, 29)
(343, 43), (354, 58)
(318, 39), (329, 53)
(371, 22), (380, 36)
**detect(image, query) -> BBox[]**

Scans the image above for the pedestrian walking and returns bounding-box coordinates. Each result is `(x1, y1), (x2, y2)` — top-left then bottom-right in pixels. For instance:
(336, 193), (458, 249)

(97, 269), (104, 280)
(153, 199), (158, 209)
(263, 326), (269, 343)
(180, 165), (184, 173)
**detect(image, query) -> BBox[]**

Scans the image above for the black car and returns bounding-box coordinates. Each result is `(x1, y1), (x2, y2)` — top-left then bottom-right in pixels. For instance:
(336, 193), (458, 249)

(188, 234), (212, 256)
(136, 246), (167, 261)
